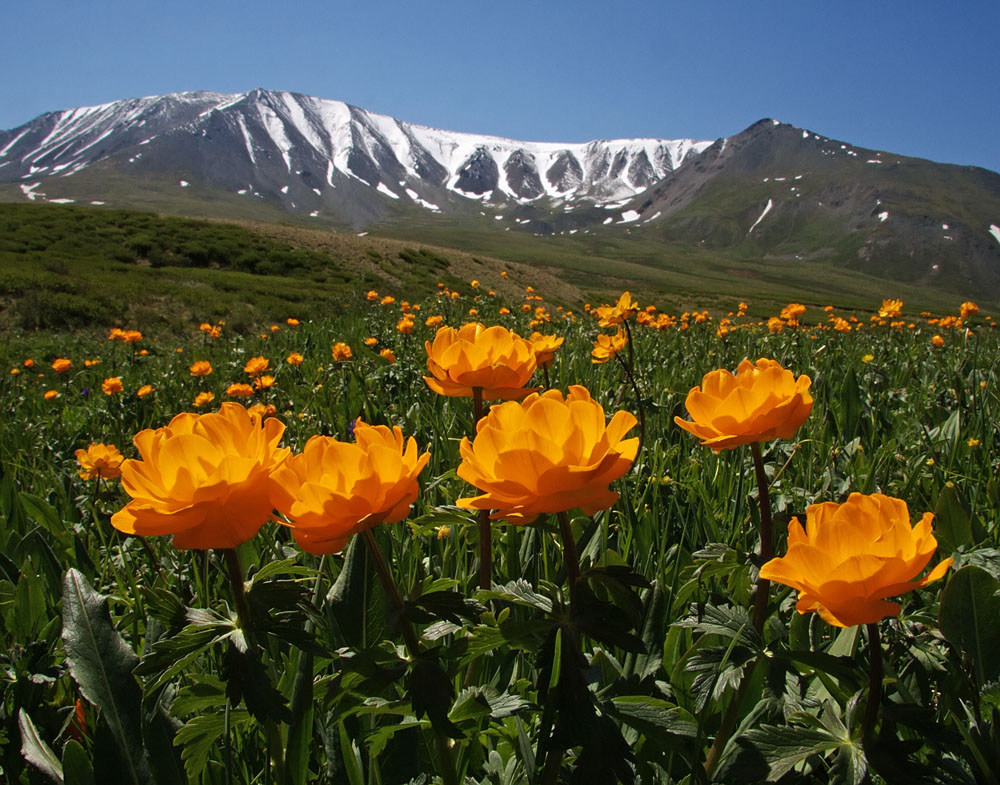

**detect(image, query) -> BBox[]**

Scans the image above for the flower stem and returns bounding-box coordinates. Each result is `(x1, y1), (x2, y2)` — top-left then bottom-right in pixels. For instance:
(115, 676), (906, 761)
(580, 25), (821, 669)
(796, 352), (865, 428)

(223, 548), (254, 643)
(862, 622), (883, 746)
(472, 386), (492, 590)
(749, 442), (773, 634)
(556, 510), (580, 604)
(615, 354), (646, 456)
(359, 528), (459, 785)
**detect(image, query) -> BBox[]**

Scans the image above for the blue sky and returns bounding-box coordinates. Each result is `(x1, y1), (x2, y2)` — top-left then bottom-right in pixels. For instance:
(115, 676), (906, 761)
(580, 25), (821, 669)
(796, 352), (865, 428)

(4, 0), (998, 173)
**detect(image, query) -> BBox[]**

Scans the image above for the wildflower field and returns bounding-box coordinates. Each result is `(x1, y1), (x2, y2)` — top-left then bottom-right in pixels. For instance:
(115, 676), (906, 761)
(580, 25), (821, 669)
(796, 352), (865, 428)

(2, 283), (998, 785)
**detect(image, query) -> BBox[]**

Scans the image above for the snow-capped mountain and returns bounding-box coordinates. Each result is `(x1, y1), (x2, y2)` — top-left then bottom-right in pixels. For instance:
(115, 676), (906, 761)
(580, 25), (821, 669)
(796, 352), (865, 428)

(0, 89), (711, 215)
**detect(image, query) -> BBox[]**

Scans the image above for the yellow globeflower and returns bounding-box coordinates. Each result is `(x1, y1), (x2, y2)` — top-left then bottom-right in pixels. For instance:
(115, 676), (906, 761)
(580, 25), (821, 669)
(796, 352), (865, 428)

(456, 385), (638, 523)
(244, 356), (269, 376)
(286, 352), (304, 366)
(193, 391), (215, 408)
(111, 403), (291, 549)
(189, 361), (213, 377)
(675, 358), (813, 450)
(424, 322), (537, 400)
(331, 342), (353, 362)
(102, 377), (124, 396)
(137, 384), (154, 398)
(75, 443), (125, 481)
(52, 358), (73, 374)
(226, 383), (255, 398)
(878, 298), (903, 318)
(530, 332), (564, 369)
(590, 328), (627, 364)
(276, 421), (430, 554)
(594, 291), (639, 327)
(760, 493), (952, 628)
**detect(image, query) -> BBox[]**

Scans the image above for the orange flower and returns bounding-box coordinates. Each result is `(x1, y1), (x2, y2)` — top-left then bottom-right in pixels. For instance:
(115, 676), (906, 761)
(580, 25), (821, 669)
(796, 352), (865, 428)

(594, 292), (639, 327)
(379, 348), (396, 364)
(591, 328), (627, 364)
(123, 330), (143, 344)
(931, 334), (944, 348)
(193, 391), (215, 408)
(44, 390), (59, 400)
(254, 375), (276, 390)
(959, 301), (978, 319)
(189, 361), (213, 377)
(331, 342), (353, 362)
(760, 493), (952, 628)
(112, 404), (291, 549)
(286, 352), (304, 366)
(529, 332), (564, 369)
(52, 358), (72, 374)
(137, 384), (154, 398)
(286, 318), (299, 326)
(226, 383), (255, 398)
(878, 298), (903, 318)
(276, 421), (430, 554)
(456, 386), (638, 523)
(381, 296), (396, 306)
(424, 322), (537, 400)
(675, 358), (813, 450)
(244, 356), (269, 376)
(108, 328), (127, 341)
(425, 315), (443, 328)
(102, 377), (124, 396)
(75, 443), (125, 480)
(364, 337), (378, 347)
(366, 290), (379, 301)
(23, 359), (34, 368)
(396, 317), (415, 335)
(780, 303), (807, 324)
(84, 358), (101, 368)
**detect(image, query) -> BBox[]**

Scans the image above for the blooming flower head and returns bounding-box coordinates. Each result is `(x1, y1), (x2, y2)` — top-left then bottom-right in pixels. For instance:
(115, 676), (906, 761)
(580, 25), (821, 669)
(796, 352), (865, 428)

(959, 301), (978, 319)
(226, 383), (255, 398)
(591, 328), (627, 364)
(286, 352), (304, 366)
(366, 290), (379, 301)
(594, 292), (639, 327)
(675, 358), (813, 450)
(52, 358), (72, 374)
(244, 356), (269, 376)
(75, 442), (125, 481)
(424, 322), (537, 400)
(275, 421), (430, 554)
(780, 303), (807, 325)
(456, 385), (638, 523)
(879, 298), (903, 319)
(397, 317), (415, 335)
(331, 342), (353, 362)
(137, 384), (154, 398)
(425, 315), (443, 328)
(111, 403), (292, 549)
(84, 358), (101, 368)
(286, 318), (299, 326)
(364, 337), (378, 347)
(381, 296), (396, 306)
(193, 391), (215, 408)
(254, 375), (276, 390)
(931, 334), (945, 348)
(380, 348), (396, 364)
(760, 493), (952, 627)
(102, 377), (124, 396)
(530, 332), (564, 369)
(24, 359), (34, 369)
(123, 330), (143, 344)
(189, 361), (213, 377)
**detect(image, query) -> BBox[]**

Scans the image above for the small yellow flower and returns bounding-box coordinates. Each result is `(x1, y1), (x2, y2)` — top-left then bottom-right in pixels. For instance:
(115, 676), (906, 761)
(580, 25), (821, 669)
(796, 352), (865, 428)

(862, 354), (874, 363)
(193, 391), (215, 408)
(286, 352), (304, 366)
(137, 384), (154, 398)
(591, 328), (627, 364)
(968, 438), (981, 448)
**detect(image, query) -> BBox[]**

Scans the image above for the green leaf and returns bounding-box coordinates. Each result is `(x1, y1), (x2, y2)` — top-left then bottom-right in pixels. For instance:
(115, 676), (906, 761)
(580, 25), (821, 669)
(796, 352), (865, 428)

(675, 603), (761, 651)
(174, 709), (251, 781)
(738, 723), (846, 780)
(935, 483), (973, 553)
(135, 618), (235, 695)
(19, 492), (72, 550)
(18, 709), (63, 783)
(610, 696), (698, 738)
(939, 565), (1000, 686)
(326, 532), (388, 649)
(286, 649), (315, 785)
(62, 568), (152, 785)
(476, 579), (553, 613)
(62, 739), (95, 785)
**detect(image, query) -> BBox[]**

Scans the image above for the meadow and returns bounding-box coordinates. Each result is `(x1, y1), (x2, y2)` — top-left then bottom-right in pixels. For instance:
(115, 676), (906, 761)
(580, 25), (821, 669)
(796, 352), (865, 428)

(1, 283), (997, 785)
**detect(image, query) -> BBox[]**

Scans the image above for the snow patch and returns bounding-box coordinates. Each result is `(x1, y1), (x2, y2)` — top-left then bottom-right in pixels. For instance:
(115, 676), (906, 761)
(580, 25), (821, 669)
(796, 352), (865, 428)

(748, 199), (773, 234)
(312, 188), (321, 196)
(90, 200), (105, 205)
(376, 182), (400, 199)
(49, 198), (75, 203)
(878, 212), (889, 222)
(179, 180), (189, 187)
(989, 225), (1000, 246)
(618, 210), (641, 223)
(942, 224), (949, 230)
(867, 159), (882, 164)
(643, 211), (662, 224)
(281, 185), (289, 194)
(309, 210), (319, 217)
(357, 232), (368, 236)
(602, 217), (613, 225)
(20, 182), (42, 200)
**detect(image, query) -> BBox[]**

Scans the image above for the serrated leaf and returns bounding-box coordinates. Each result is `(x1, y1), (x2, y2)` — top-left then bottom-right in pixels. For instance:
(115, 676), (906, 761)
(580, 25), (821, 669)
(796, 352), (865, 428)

(675, 603), (761, 651)
(476, 579), (553, 613)
(62, 568), (152, 785)
(19, 709), (63, 783)
(174, 709), (251, 780)
(610, 696), (698, 738)
(739, 723), (845, 780)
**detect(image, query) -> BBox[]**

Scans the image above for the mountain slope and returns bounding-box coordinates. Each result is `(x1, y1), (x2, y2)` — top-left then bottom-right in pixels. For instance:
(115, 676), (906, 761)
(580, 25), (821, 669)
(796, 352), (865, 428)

(2, 90), (999, 300)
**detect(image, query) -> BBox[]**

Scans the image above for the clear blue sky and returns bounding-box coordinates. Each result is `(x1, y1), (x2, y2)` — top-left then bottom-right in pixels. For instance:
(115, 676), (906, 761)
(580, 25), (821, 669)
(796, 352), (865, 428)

(4, 0), (998, 173)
